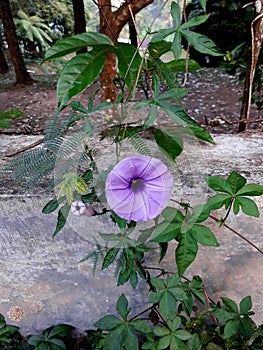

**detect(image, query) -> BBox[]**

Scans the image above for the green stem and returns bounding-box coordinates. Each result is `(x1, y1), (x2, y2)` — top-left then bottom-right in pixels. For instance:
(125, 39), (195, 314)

(222, 196), (234, 222)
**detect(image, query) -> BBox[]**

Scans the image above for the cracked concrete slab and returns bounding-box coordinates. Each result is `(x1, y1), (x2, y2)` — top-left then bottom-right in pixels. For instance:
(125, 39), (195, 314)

(0, 133), (262, 334)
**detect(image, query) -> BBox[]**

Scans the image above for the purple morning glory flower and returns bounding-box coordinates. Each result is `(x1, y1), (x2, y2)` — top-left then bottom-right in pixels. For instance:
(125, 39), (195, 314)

(105, 155), (173, 222)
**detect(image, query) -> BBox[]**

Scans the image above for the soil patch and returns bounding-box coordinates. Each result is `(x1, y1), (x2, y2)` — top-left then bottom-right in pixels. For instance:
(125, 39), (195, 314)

(0, 64), (262, 135)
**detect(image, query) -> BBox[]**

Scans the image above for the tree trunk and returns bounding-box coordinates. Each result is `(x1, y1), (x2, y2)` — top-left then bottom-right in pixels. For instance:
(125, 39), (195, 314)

(0, 40), (8, 74)
(239, 0), (263, 132)
(98, 0), (154, 101)
(129, 17), (138, 48)
(72, 0), (87, 53)
(0, 0), (33, 84)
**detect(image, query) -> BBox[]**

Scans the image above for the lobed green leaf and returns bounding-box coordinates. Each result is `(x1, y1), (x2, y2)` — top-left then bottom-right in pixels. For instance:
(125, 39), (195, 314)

(94, 315), (123, 331)
(176, 233), (198, 276)
(154, 128), (183, 161)
(190, 224), (219, 247)
(43, 32), (113, 61)
(181, 30), (223, 56)
(236, 183), (263, 196)
(116, 294), (130, 320)
(102, 247), (120, 269)
(239, 295), (253, 315)
(57, 49), (109, 108)
(235, 197), (259, 217)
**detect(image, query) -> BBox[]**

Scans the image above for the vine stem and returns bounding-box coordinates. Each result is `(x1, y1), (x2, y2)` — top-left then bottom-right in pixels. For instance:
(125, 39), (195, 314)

(124, 0), (171, 82)
(209, 214), (263, 255)
(171, 198), (263, 255)
(222, 197), (234, 222)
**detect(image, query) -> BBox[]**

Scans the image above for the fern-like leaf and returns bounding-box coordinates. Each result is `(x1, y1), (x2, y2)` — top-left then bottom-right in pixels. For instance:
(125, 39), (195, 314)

(150, 58), (179, 89)
(57, 173), (88, 203)
(127, 134), (152, 156)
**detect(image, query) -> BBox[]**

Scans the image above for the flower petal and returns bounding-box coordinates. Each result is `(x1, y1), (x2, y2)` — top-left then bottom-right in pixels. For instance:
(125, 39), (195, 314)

(105, 156), (173, 222)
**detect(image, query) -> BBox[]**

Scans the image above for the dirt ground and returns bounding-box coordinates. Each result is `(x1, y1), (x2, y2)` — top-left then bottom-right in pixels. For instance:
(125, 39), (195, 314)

(0, 64), (263, 135)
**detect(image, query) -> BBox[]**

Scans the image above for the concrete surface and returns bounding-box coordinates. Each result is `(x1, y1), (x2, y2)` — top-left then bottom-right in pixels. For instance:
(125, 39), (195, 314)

(0, 133), (262, 335)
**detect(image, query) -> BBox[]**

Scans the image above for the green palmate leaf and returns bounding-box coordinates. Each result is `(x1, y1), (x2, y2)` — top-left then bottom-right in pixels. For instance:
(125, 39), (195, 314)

(214, 308), (233, 324)
(168, 316), (181, 332)
(151, 28), (176, 43)
(148, 40), (172, 58)
(123, 326), (139, 350)
(190, 224), (219, 246)
(111, 211), (127, 231)
(161, 207), (185, 222)
(234, 197), (259, 217)
(176, 232), (198, 276)
(159, 242), (168, 262)
(159, 290), (178, 319)
(171, 1), (181, 29)
(154, 325), (170, 337)
(150, 277), (166, 289)
(224, 319), (240, 339)
(144, 104), (158, 129)
(115, 43), (142, 91)
(236, 183), (263, 196)
(189, 204), (211, 223)
(180, 15), (210, 30)
(239, 295), (252, 315)
(221, 297), (239, 314)
(158, 102), (214, 143)
(154, 128), (183, 161)
(174, 329), (192, 341)
(116, 294), (130, 320)
(103, 325), (125, 350)
(227, 171), (246, 193)
(102, 247), (120, 269)
(117, 248), (134, 286)
(70, 101), (89, 114)
(207, 193), (232, 210)
(187, 333), (201, 350)
(47, 338), (67, 349)
(171, 30), (182, 59)
(157, 88), (188, 103)
(205, 176), (233, 194)
(53, 204), (70, 237)
(133, 100), (153, 111)
(131, 319), (152, 334)
(27, 335), (44, 346)
(240, 317), (253, 338)
(48, 324), (75, 339)
(158, 334), (171, 349)
(94, 315), (123, 331)
(150, 221), (182, 242)
(57, 49), (109, 108)
(43, 32), (113, 61)
(166, 58), (200, 72)
(180, 30), (223, 56)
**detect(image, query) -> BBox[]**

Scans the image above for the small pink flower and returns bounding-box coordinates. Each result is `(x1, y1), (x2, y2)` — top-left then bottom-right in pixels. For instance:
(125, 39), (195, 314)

(71, 200), (87, 216)
(71, 201), (96, 217)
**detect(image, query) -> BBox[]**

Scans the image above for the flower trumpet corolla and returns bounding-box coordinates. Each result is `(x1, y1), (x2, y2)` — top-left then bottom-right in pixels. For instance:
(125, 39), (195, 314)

(105, 155), (173, 222)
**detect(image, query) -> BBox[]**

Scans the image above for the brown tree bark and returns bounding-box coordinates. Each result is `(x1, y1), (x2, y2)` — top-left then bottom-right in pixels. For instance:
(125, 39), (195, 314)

(98, 0), (154, 101)
(0, 0), (33, 84)
(239, 0), (263, 132)
(0, 40), (8, 73)
(72, 0), (87, 54)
